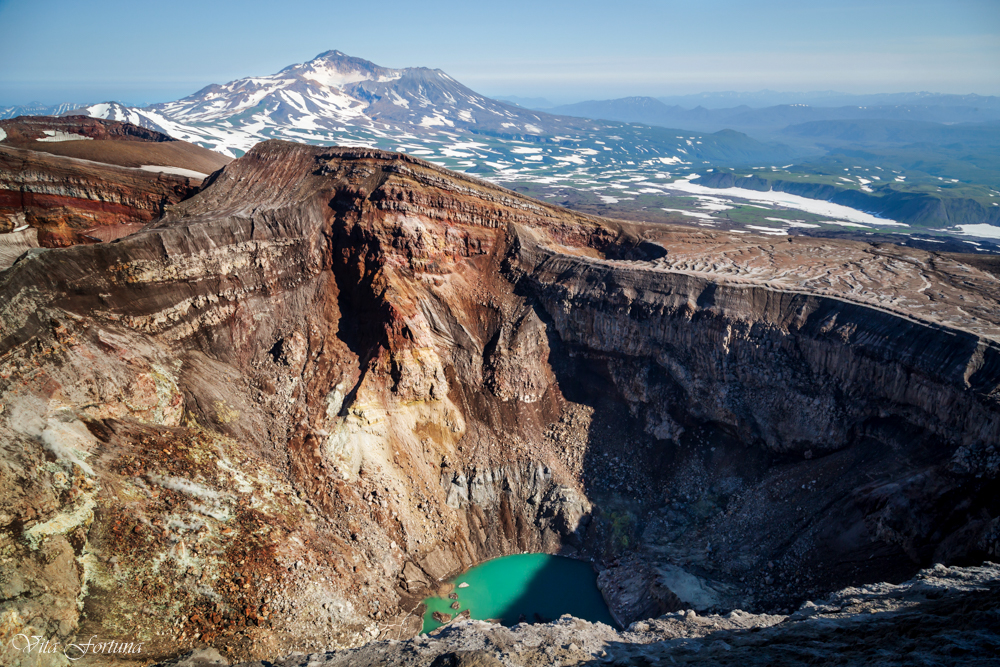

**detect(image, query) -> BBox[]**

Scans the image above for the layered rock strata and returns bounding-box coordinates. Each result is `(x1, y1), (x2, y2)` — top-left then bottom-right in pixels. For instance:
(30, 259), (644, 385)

(0, 116), (229, 248)
(0, 141), (997, 665)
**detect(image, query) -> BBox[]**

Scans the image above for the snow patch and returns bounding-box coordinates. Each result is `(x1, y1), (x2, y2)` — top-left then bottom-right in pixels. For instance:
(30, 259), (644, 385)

(766, 218), (820, 228)
(302, 67), (371, 88)
(140, 165), (209, 179)
(440, 148), (473, 158)
(693, 196), (733, 212)
(668, 177), (904, 226)
(89, 102), (112, 117)
(662, 208), (715, 220)
(817, 221), (870, 228)
(745, 225), (789, 236)
(955, 224), (1000, 240)
(389, 91), (410, 108)
(419, 115), (453, 128)
(37, 130), (93, 142)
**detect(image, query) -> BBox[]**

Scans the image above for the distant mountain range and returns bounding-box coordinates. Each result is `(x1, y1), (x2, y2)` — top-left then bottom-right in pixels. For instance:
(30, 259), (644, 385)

(496, 91), (1000, 112)
(0, 102), (86, 120)
(493, 95), (557, 109)
(544, 96), (1000, 137)
(653, 91), (1000, 110)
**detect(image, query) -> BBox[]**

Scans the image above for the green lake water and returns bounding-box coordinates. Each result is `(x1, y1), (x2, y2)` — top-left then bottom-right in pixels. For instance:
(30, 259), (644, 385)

(421, 553), (616, 634)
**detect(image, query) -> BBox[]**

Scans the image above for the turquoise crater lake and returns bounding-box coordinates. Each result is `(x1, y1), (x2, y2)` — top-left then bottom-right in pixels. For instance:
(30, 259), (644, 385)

(421, 553), (616, 634)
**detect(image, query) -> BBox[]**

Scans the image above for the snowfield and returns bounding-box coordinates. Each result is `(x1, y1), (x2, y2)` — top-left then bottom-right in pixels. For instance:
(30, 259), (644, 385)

(37, 130), (93, 142)
(668, 176), (906, 227)
(956, 224), (1000, 240)
(140, 165), (210, 179)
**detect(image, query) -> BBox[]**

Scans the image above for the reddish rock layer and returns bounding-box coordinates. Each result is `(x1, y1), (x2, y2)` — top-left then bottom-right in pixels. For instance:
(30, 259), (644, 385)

(0, 116), (230, 247)
(0, 114), (175, 144)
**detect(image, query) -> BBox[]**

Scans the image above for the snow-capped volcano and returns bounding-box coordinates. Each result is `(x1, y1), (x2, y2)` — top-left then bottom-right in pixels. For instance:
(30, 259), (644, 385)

(65, 50), (796, 223)
(154, 51), (392, 125)
(72, 51), (577, 156)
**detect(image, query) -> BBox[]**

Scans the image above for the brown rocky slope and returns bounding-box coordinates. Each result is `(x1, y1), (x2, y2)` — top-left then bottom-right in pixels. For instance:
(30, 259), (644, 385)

(0, 141), (998, 665)
(0, 116), (230, 249)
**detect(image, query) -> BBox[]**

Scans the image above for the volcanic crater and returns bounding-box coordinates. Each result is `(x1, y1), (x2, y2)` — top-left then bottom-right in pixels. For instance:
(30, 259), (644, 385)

(0, 137), (998, 664)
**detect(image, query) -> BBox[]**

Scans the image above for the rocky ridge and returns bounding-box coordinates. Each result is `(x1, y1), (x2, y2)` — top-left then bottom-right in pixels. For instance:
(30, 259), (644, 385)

(199, 562), (1000, 667)
(0, 141), (998, 665)
(0, 116), (230, 251)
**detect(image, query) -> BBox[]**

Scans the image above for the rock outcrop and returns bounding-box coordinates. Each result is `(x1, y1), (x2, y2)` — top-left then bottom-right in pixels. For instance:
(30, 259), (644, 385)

(0, 116), (229, 248)
(0, 141), (998, 665)
(209, 562), (1000, 667)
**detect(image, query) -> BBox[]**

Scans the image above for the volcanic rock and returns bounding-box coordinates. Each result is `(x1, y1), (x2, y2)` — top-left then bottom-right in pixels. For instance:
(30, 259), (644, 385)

(175, 563), (1000, 666)
(0, 115), (229, 250)
(0, 141), (998, 665)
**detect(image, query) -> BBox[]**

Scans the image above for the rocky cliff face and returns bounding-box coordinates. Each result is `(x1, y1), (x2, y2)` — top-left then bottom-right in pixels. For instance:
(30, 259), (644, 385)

(0, 116), (229, 248)
(513, 232), (1000, 621)
(0, 141), (997, 665)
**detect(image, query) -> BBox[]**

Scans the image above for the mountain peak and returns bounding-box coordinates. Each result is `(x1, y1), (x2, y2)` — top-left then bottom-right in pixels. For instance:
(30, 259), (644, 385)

(71, 50), (589, 157)
(276, 50), (401, 88)
(305, 49), (372, 68)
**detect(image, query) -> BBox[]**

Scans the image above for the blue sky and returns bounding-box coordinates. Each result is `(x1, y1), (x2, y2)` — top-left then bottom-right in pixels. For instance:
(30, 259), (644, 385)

(0, 0), (997, 105)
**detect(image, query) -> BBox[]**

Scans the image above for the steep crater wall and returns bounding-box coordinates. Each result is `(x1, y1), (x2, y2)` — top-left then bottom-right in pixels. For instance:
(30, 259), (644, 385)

(509, 234), (1000, 621)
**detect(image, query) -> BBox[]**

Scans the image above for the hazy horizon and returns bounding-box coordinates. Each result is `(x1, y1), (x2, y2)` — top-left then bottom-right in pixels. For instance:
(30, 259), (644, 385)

(1, 0), (997, 107)
(8, 86), (1000, 112)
